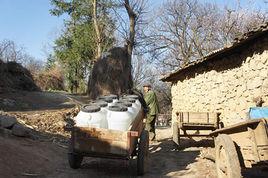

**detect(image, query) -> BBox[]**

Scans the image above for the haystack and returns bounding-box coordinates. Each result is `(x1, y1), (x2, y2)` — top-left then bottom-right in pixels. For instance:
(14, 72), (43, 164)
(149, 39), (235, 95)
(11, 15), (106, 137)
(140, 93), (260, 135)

(88, 47), (132, 99)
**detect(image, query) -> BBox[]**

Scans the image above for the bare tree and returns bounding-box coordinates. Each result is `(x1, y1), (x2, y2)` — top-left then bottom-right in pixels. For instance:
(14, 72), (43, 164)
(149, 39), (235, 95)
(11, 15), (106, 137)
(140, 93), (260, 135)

(92, 0), (102, 59)
(149, 0), (268, 70)
(216, 1), (267, 45)
(0, 39), (25, 63)
(90, 0), (116, 61)
(132, 55), (150, 88)
(111, 0), (147, 55)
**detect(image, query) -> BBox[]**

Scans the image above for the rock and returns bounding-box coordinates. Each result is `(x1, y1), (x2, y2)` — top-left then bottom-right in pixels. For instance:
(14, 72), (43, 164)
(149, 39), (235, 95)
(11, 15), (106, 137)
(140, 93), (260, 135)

(0, 127), (12, 137)
(259, 69), (267, 79)
(1, 98), (16, 107)
(12, 123), (30, 137)
(247, 77), (263, 90)
(0, 115), (17, 128)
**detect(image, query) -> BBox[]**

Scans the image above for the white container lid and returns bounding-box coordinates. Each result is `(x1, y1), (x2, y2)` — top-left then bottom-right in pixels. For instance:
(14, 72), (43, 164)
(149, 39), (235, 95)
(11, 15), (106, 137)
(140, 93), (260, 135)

(124, 94), (139, 99)
(98, 96), (113, 103)
(115, 101), (132, 107)
(106, 94), (118, 100)
(120, 98), (136, 103)
(91, 100), (108, 107)
(81, 104), (101, 113)
(108, 105), (128, 112)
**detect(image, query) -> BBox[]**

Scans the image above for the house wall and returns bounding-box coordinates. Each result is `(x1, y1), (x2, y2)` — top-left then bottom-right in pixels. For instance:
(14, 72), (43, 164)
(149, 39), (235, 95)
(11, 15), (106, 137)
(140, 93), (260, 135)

(171, 35), (268, 126)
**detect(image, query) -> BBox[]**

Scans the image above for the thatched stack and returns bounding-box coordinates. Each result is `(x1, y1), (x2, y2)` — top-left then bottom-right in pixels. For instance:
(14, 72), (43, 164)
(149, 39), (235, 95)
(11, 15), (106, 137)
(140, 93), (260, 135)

(88, 47), (132, 99)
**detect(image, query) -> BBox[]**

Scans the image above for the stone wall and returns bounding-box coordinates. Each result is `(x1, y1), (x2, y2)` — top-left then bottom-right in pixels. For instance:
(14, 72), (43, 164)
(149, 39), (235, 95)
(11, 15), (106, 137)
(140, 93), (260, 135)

(171, 35), (268, 126)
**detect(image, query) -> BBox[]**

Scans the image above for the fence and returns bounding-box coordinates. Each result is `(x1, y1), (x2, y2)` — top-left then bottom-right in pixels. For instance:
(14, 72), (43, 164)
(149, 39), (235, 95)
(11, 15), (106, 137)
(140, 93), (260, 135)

(156, 114), (172, 126)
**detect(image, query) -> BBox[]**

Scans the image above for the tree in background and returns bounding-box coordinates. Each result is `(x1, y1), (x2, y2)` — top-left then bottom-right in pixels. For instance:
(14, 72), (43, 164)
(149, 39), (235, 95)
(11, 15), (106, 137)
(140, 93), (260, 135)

(87, 0), (148, 98)
(0, 39), (44, 74)
(0, 39), (25, 63)
(148, 0), (268, 71)
(50, 0), (115, 93)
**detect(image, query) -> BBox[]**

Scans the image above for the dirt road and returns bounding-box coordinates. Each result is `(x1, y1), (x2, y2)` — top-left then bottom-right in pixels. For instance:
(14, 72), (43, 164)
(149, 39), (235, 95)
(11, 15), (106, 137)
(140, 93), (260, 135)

(1, 91), (217, 177)
(0, 126), (216, 178)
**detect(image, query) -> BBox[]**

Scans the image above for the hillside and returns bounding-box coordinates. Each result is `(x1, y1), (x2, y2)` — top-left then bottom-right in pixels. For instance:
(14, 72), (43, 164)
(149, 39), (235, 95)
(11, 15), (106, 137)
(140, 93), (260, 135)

(0, 60), (39, 92)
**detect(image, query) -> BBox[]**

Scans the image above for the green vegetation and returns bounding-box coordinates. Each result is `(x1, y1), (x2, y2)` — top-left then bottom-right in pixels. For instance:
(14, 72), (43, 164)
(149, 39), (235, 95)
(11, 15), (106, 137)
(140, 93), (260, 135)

(50, 0), (114, 93)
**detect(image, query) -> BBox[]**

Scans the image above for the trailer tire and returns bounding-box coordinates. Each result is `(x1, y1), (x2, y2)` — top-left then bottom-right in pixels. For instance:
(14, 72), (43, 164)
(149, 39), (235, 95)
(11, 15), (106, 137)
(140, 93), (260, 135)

(215, 134), (242, 178)
(172, 122), (180, 146)
(137, 129), (149, 176)
(68, 145), (83, 169)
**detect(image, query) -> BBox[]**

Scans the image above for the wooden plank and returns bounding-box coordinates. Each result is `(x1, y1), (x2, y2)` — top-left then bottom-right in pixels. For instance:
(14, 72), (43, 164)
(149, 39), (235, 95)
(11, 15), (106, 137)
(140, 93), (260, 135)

(254, 120), (268, 146)
(176, 112), (219, 124)
(74, 136), (128, 156)
(210, 119), (264, 136)
(127, 119), (144, 156)
(179, 134), (212, 137)
(73, 109), (145, 157)
(74, 127), (127, 141)
(248, 126), (261, 163)
(182, 123), (215, 126)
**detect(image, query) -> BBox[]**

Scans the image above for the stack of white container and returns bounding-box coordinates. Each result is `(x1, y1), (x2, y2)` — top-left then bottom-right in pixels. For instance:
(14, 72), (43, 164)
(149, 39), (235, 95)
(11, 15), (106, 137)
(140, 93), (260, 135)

(74, 94), (142, 131)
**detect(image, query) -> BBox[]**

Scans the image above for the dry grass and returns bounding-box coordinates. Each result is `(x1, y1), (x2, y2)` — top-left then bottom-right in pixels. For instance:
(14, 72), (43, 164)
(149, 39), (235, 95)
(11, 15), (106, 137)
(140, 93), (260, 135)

(88, 47), (132, 99)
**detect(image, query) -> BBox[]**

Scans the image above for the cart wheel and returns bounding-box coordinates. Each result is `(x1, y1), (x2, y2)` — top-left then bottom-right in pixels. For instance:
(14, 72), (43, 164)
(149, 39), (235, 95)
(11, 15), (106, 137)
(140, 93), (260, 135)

(215, 134), (242, 178)
(68, 145), (83, 169)
(172, 122), (180, 146)
(137, 129), (149, 176)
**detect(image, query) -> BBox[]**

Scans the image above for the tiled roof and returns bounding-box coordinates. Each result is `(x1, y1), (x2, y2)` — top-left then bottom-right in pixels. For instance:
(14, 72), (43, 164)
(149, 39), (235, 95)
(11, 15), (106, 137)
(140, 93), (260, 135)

(161, 22), (268, 82)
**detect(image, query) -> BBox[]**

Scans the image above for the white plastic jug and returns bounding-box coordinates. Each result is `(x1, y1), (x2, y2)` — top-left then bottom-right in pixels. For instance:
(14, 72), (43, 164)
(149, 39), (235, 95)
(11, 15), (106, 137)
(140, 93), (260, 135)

(107, 105), (132, 131)
(124, 95), (142, 110)
(91, 100), (108, 111)
(90, 100), (108, 128)
(120, 98), (140, 118)
(114, 101), (135, 121)
(106, 94), (119, 103)
(75, 104), (107, 128)
(98, 96), (114, 106)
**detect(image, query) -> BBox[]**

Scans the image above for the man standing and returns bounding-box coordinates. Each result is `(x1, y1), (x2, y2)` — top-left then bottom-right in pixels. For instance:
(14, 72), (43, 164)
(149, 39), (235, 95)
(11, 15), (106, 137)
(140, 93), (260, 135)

(143, 84), (160, 141)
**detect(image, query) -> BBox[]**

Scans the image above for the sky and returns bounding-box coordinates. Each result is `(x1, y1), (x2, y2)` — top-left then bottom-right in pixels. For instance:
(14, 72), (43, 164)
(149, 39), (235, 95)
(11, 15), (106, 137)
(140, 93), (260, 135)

(0, 0), (267, 61)
(0, 0), (65, 61)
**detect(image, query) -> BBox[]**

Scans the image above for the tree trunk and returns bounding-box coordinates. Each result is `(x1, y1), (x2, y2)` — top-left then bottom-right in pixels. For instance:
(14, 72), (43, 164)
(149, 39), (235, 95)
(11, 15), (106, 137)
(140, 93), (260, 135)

(124, 0), (136, 89)
(92, 0), (102, 60)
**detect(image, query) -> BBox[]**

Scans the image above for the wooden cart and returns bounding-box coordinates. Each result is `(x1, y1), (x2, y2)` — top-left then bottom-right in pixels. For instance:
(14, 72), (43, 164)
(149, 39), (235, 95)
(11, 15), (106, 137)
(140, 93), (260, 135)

(210, 119), (268, 178)
(68, 110), (149, 176)
(172, 112), (220, 146)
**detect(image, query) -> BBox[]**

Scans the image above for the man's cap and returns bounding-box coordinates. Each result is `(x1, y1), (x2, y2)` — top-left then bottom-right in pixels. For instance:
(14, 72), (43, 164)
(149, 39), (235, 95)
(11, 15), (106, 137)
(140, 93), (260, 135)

(143, 83), (151, 87)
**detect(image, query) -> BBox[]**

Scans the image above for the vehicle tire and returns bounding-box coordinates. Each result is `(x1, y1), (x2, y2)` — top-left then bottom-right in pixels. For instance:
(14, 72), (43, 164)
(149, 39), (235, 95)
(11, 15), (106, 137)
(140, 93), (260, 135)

(137, 129), (149, 176)
(172, 122), (180, 146)
(68, 144), (83, 169)
(215, 134), (242, 178)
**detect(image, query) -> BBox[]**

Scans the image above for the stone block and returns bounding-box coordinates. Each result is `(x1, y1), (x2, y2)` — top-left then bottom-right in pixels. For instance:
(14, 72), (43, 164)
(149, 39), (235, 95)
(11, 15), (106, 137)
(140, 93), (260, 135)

(247, 77), (263, 90)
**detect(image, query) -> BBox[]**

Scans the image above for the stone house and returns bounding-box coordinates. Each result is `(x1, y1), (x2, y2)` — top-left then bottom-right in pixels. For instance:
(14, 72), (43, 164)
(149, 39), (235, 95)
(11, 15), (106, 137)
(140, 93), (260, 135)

(161, 23), (268, 126)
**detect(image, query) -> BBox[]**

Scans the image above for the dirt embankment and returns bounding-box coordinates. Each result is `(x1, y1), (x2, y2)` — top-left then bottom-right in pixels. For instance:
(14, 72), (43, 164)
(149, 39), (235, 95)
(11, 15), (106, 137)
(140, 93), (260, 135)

(0, 61), (39, 92)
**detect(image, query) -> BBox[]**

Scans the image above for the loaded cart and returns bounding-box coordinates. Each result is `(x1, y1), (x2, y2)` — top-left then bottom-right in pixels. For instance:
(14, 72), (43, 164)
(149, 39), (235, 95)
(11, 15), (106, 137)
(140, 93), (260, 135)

(68, 109), (149, 176)
(210, 119), (268, 178)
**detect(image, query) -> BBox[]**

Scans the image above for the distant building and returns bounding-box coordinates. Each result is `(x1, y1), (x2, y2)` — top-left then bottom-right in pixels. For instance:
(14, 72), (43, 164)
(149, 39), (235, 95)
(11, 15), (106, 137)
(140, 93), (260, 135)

(161, 23), (268, 126)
